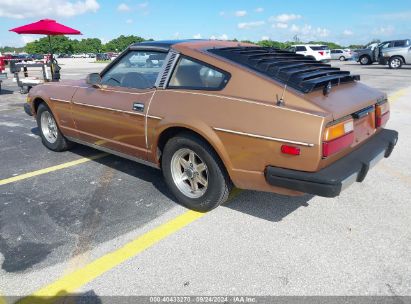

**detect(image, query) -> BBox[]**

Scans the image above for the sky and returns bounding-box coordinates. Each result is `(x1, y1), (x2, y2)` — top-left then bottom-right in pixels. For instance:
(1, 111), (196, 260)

(1, 0), (411, 47)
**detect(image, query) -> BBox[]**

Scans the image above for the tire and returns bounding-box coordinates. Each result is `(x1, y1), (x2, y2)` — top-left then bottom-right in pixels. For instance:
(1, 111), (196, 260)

(36, 103), (73, 151)
(359, 55), (371, 65)
(389, 57), (403, 69)
(162, 133), (232, 212)
(339, 56), (346, 61)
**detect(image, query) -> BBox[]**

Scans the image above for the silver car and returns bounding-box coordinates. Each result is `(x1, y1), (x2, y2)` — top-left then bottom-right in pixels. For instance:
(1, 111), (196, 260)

(330, 49), (353, 61)
(381, 39), (411, 69)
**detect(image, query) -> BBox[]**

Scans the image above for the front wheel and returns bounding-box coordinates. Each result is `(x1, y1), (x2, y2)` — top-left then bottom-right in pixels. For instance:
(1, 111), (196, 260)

(389, 57), (403, 69)
(339, 56), (346, 61)
(36, 103), (73, 151)
(162, 133), (231, 212)
(359, 55), (371, 65)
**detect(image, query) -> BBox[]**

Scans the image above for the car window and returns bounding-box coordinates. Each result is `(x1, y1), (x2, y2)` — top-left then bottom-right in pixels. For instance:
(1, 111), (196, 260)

(311, 46), (329, 51)
(394, 40), (407, 47)
(295, 46), (307, 52)
(101, 50), (167, 89)
(380, 42), (393, 49)
(287, 47), (296, 52)
(168, 57), (229, 90)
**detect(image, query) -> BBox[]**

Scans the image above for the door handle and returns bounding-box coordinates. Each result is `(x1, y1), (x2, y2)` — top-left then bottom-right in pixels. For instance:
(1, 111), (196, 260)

(133, 102), (144, 112)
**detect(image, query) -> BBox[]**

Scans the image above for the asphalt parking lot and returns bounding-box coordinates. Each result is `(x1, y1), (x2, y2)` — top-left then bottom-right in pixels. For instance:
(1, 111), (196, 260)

(0, 59), (410, 302)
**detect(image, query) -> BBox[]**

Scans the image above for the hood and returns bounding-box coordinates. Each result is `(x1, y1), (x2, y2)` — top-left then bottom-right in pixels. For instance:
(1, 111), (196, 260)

(46, 79), (87, 87)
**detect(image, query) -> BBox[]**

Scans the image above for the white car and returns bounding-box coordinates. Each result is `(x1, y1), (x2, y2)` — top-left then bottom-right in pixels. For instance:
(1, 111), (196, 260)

(72, 53), (87, 58)
(330, 49), (353, 61)
(288, 44), (331, 62)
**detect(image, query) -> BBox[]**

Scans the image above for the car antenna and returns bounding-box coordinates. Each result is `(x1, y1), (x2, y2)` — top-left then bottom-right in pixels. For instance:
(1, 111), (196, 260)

(276, 74), (291, 106)
(276, 85), (286, 106)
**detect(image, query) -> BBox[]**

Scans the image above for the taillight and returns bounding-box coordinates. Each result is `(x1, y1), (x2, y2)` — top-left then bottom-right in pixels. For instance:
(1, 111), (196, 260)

(319, 51), (324, 56)
(322, 118), (354, 157)
(375, 100), (390, 128)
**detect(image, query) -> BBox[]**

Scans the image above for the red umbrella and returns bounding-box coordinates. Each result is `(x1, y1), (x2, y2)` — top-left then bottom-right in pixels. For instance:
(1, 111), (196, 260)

(9, 19), (81, 35)
(9, 19), (81, 58)
(9, 19), (81, 81)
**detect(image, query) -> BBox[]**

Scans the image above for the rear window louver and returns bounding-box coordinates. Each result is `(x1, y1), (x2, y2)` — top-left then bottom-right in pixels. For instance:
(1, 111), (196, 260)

(156, 51), (179, 88)
(208, 47), (360, 93)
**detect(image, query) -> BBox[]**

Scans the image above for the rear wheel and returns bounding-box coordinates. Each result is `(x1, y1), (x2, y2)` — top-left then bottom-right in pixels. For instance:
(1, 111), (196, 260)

(389, 57), (403, 69)
(162, 133), (231, 212)
(359, 55), (371, 65)
(339, 56), (346, 61)
(36, 103), (73, 151)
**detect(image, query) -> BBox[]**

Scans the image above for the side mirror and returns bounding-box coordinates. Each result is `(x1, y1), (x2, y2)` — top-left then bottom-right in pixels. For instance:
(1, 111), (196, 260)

(86, 73), (102, 88)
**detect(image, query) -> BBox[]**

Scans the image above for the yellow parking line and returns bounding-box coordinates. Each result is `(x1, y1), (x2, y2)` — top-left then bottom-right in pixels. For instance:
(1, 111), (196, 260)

(0, 153), (108, 186)
(20, 210), (205, 302)
(0, 294), (6, 304)
(18, 187), (244, 303)
(389, 87), (411, 103)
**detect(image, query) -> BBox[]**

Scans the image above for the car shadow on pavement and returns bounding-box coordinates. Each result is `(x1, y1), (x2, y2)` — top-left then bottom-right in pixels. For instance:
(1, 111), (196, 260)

(69, 145), (175, 201)
(0, 141), (177, 274)
(29, 128), (173, 200)
(225, 190), (314, 222)
(0, 89), (15, 95)
(31, 126), (40, 135)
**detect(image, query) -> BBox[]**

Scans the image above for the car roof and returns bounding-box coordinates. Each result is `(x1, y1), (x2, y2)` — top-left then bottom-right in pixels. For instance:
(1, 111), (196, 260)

(131, 39), (254, 51)
(131, 39), (212, 51)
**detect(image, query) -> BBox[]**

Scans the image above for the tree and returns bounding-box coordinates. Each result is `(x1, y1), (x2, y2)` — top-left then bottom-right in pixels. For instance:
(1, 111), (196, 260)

(25, 36), (74, 54)
(348, 44), (364, 50)
(74, 38), (102, 53)
(104, 35), (145, 52)
(0, 46), (24, 54)
(257, 40), (292, 49)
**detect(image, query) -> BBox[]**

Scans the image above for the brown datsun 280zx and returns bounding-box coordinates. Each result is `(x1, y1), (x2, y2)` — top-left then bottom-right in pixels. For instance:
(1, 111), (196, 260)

(24, 40), (398, 211)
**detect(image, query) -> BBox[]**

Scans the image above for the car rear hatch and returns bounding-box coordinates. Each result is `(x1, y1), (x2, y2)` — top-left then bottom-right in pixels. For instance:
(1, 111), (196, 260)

(207, 46), (389, 166)
(311, 46), (331, 59)
(304, 82), (390, 166)
(312, 81), (384, 130)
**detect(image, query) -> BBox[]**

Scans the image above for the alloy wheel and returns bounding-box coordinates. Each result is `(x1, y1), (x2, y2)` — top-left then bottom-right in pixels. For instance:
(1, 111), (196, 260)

(390, 58), (401, 69)
(170, 148), (208, 198)
(40, 111), (58, 144)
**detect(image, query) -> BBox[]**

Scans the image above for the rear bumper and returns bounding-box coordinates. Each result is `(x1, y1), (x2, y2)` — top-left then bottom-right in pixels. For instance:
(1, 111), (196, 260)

(265, 129), (398, 197)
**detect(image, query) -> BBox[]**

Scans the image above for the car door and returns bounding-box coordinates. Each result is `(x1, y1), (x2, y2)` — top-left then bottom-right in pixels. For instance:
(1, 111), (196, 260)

(71, 49), (167, 160)
(331, 50), (339, 60)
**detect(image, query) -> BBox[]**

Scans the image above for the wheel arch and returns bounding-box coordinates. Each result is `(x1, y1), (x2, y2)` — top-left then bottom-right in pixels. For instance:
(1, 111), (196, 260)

(390, 55), (405, 63)
(154, 122), (234, 181)
(32, 97), (48, 115)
